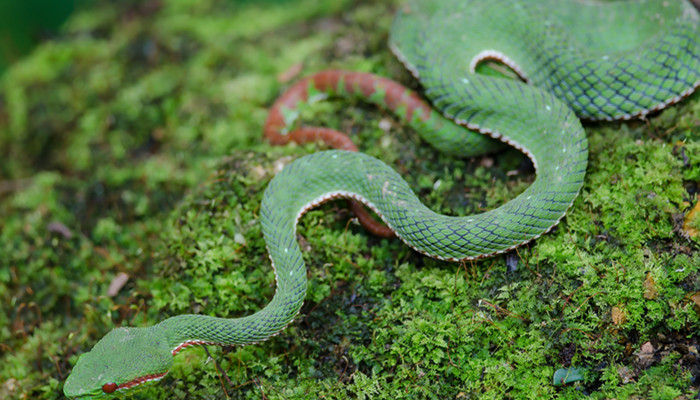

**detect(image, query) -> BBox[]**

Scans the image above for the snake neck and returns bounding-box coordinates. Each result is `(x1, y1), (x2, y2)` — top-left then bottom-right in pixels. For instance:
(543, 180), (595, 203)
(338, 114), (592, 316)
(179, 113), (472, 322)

(158, 257), (308, 350)
(156, 212), (312, 349)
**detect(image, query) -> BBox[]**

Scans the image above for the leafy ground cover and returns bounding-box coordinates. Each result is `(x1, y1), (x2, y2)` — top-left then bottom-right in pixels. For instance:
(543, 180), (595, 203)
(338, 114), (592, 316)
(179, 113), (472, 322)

(1, 0), (699, 399)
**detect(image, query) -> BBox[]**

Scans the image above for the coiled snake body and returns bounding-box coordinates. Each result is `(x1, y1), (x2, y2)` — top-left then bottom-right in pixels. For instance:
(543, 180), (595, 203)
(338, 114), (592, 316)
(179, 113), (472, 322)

(64, 0), (700, 397)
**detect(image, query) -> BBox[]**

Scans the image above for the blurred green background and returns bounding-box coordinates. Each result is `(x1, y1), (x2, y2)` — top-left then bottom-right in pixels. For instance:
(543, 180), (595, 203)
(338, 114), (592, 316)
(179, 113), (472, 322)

(0, 0), (87, 74)
(0, 0), (297, 74)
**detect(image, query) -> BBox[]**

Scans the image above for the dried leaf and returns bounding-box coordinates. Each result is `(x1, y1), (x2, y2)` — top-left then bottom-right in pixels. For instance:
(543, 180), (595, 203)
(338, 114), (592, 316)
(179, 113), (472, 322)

(636, 341), (656, 368)
(640, 341), (654, 355)
(107, 272), (130, 297)
(612, 305), (627, 325)
(617, 365), (635, 384)
(47, 221), (73, 239)
(689, 292), (700, 308)
(683, 195), (700, 238)
(643, 273), (658, 300)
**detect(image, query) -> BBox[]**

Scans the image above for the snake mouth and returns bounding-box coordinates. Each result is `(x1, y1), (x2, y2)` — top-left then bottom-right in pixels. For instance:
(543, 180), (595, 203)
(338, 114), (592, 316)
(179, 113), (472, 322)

(64, 371), (168, 399)
(113, 371), (169, 393)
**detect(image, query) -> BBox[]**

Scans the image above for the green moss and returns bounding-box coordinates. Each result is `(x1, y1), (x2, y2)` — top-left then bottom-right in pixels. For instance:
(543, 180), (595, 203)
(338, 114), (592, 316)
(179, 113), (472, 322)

(1, 0), (699, 399)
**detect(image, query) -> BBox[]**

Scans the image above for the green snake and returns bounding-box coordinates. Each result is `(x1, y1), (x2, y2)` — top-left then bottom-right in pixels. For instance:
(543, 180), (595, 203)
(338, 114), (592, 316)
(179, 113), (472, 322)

(64, 0), (700, 397)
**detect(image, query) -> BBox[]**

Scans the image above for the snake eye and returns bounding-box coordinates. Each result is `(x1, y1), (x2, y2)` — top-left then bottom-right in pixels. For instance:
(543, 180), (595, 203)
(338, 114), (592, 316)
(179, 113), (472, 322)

(102, 382), (118, 393)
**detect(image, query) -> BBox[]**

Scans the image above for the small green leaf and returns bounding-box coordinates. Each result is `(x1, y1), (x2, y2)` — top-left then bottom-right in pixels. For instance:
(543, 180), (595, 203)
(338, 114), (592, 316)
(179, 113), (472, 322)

(553, 367), (585, 385)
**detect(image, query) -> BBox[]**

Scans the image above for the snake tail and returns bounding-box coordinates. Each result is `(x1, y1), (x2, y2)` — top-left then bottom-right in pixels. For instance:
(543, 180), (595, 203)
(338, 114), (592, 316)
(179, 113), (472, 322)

(264, 70), (505, 238)
(264, 70), (504, 156)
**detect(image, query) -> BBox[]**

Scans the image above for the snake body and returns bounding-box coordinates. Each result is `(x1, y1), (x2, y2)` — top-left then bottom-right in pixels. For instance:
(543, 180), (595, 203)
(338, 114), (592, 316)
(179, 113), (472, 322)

(64, 0), (700, 397)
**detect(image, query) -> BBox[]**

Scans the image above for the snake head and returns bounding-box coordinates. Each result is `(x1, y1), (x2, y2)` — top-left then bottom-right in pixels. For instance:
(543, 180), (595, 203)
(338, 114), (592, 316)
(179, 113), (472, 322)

(64, 326), (173, 399)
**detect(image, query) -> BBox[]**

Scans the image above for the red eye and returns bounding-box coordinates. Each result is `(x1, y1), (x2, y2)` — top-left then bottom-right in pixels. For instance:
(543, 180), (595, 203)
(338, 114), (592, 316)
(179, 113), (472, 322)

(102, 382), (118, 393)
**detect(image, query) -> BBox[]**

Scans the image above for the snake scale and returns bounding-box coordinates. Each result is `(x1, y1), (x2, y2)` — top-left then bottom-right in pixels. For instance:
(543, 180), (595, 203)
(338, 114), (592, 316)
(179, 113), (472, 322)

(64, 0), (700, 397)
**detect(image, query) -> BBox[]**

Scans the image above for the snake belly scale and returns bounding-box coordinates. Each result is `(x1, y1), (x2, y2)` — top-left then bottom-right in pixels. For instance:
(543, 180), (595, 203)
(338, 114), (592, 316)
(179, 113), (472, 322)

(63, 0), (700, 397)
